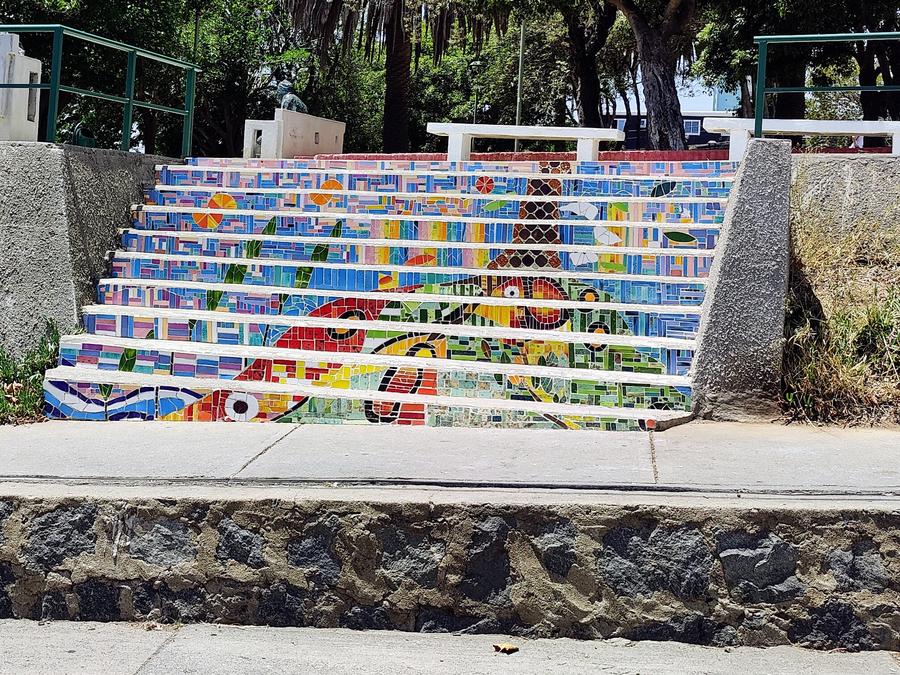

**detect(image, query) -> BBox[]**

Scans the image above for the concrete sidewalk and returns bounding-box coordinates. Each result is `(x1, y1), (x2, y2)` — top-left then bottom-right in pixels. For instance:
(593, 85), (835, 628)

(1, 621), (897, 675)
(0, 421), (897, 495)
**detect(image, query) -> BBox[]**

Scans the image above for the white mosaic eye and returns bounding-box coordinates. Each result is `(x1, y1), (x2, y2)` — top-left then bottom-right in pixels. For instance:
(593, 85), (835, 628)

(224, 391), (260, 422)
(503, 286), (521, 298)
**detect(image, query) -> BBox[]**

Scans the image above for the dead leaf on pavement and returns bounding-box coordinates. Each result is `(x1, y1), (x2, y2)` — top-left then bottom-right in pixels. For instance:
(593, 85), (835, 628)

(493, 643), (519, 654)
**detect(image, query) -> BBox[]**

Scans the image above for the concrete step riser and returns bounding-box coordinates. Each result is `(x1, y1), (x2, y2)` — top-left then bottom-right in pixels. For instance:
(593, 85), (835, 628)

(58, 342), (691, 410)
(119, 233), (714, 277)
(0, 492), (894, 650)
(82, 312), (695, 377)
(133, 212), (722, 248)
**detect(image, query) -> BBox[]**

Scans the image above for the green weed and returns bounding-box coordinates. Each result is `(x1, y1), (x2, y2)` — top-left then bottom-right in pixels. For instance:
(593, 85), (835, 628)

(0, 323), (60, 425)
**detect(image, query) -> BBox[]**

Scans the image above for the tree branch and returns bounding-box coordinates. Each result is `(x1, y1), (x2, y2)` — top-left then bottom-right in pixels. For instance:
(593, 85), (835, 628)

(662, 0), (696, 40)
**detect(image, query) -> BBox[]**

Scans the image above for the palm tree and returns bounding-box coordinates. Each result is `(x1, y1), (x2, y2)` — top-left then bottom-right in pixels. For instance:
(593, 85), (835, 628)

(285, 0), (507, 152)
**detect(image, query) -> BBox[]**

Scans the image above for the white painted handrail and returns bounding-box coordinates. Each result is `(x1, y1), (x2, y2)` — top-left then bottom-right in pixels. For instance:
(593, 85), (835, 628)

(427, 122), (624, 162)
(703, 117), (900, 160)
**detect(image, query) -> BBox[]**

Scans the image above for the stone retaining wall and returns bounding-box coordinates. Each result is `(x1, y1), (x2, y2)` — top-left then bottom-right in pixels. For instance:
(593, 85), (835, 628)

(791, 154), (900, 235)
(0, 494), (896, 650)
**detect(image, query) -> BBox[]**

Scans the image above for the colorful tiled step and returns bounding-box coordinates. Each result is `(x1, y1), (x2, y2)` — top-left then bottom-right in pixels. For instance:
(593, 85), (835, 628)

(82, 304), (696, 376)
(120, 230), (714, 276)
(110, 253), (711, 294)
(158, 166), (733, 198)
(99, 271), (706, 310)
(57, 335), (692, 410)
(44, 366), (691, 429)
(90, 283), (702, 338)
(181, 158), (740, 178)
(148, 185), (728, 222)
(133, 207), (723, 246)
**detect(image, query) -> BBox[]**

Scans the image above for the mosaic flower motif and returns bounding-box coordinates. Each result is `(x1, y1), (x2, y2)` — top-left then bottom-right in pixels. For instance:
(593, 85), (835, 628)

(474, 176), (495, 194)
(310, 178), (343, 206)
(224, 391), (260, 422)
(192, 192), (237, 229)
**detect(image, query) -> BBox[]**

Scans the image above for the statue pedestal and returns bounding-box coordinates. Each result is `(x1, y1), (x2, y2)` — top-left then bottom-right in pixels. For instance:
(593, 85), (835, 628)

(242, 109), (345, 158)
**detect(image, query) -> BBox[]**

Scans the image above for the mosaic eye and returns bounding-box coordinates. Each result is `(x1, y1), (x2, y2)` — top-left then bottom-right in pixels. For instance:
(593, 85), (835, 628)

(503, 286), (521, 298)
(224, 391), (260, 422)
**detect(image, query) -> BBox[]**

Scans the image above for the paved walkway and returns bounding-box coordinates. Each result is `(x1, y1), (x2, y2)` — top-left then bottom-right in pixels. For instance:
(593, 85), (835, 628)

(0, 621), (897, 674)
(0, 421), (897, 495)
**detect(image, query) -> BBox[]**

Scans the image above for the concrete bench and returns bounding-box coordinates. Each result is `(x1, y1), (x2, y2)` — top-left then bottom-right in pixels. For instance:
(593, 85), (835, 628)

(427, 122), (625, 162)
(243, 109), (345, 159)
(703, 117), (900, 160)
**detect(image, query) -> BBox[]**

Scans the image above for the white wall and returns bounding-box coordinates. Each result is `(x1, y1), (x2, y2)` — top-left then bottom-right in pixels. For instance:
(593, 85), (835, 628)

(0, 33), (42, 142)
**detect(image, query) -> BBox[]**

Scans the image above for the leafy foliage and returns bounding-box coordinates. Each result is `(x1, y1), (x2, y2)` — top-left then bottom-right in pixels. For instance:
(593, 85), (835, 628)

(0, 323), (59, 425)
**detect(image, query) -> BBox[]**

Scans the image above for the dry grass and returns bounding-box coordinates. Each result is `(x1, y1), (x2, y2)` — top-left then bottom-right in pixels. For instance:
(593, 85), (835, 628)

(783, 211), (900, 426)
(0, 323), (59, 425)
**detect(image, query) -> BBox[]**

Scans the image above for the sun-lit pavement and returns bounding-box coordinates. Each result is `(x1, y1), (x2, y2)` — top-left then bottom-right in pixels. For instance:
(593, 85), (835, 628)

(0, 420), (898, 494)
(1, 621), (898, 675)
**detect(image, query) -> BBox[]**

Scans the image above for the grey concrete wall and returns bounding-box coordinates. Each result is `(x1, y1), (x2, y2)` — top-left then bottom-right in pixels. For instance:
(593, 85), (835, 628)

(0, 142), (172, 357)
(0, 493), (897, 650)
(692, 139), (792, 421)
(791, 154), (900, 235)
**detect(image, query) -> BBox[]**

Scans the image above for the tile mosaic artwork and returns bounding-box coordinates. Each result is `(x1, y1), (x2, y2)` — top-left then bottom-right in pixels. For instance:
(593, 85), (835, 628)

(45, 159), (736, 429)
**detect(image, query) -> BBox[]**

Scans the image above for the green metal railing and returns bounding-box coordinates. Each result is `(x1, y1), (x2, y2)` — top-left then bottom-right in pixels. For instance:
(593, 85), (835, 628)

(0, 24), (200, 156)
(754, 32), (900, 138)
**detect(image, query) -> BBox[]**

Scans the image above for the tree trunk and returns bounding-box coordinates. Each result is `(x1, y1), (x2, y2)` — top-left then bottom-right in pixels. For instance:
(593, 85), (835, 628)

(382, 0), (411, 153)
(633, 29), (685, 150)
(573, 52), (603, 127)
(142, 111), (158, 156)
(559, 3), (616, 129)
(739, 77), (753, 118)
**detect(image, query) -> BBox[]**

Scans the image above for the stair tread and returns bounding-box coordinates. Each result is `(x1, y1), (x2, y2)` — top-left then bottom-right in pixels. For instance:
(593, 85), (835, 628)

(61, 334), (692, 387)
(82, 303), (697, 349)
(44, 366), (691, 421)
(114, 251), (710, 283)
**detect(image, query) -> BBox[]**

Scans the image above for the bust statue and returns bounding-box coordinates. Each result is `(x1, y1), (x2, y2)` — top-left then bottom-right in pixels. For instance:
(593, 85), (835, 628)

(277, 80), (308, 114)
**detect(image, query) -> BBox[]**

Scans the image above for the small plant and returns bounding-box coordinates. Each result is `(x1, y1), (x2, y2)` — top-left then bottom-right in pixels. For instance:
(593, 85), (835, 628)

(0, 323), (60, 425)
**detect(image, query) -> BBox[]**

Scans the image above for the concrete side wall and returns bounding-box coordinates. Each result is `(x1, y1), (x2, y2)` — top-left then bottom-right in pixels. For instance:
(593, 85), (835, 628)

(0, 142), (171, 356)
(692, 139), (792, 421)
(0, 494), (897, 650)
(791, 154), (900, 235)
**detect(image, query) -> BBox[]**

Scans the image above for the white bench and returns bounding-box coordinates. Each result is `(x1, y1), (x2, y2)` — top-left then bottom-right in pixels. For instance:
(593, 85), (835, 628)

(703, 117), (900, 160)
(427, 122), (625, 162)
(243, 109), (345, 159)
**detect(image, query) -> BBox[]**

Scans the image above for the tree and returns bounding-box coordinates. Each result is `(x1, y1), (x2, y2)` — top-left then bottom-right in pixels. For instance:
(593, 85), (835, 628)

(544, 0), (619, 128)
(286, 0), (506, 152)
(603, 0), (698, 150)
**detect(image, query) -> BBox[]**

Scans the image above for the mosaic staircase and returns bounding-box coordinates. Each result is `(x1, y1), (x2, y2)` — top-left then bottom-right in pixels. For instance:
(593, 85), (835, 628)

(43, 157), (737, 430)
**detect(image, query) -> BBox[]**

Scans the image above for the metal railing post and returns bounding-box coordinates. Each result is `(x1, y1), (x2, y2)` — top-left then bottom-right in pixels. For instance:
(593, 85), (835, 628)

(120, 50), (136, 151)
(45, 26), (64, 143)
(181, 67), (196, 158)
(754, 39), (767, 138)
